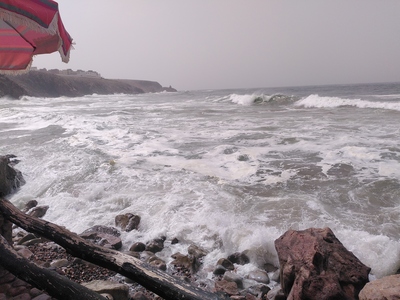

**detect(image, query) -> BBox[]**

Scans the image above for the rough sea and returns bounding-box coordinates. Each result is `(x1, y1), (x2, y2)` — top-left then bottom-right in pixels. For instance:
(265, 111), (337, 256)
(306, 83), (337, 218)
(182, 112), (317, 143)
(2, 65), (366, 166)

(1, 82), (400, 281)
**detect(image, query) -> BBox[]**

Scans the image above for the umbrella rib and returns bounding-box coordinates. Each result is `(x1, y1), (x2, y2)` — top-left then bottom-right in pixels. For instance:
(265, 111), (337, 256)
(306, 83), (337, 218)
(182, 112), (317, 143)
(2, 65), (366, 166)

(4, 19), (36, 50)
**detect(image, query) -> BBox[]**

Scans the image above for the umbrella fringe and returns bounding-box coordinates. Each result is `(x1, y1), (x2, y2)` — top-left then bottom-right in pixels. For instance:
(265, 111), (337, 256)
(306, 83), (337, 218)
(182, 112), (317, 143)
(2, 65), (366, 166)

(0, 60), (32, 75)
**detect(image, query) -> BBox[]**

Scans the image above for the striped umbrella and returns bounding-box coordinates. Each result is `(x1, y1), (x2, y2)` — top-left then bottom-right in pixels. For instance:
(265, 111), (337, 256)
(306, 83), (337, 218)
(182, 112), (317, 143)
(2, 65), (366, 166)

(0, 0), (72, 74)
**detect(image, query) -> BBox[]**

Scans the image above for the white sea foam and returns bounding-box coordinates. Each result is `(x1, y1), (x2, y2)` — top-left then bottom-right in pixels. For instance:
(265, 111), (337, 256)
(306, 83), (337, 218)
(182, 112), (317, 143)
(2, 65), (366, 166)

(3, 87), (400, 280)
(295, 94), (400, 111)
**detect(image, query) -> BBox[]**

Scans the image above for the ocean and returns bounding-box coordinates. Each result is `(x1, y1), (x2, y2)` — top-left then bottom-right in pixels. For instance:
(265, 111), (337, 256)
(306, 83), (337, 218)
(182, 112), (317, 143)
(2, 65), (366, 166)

(1, 82), (400, 282)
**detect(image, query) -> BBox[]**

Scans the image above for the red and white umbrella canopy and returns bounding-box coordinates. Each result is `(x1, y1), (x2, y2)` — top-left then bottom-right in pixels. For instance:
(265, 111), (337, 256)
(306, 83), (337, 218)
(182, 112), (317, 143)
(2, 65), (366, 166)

(0, 0), (72, 74)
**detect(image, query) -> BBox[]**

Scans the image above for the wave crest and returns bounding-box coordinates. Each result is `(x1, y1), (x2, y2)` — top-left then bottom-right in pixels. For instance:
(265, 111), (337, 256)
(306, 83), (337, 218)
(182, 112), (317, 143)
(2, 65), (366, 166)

(295, 94), (400, 111)
(229, 93), (294, 106)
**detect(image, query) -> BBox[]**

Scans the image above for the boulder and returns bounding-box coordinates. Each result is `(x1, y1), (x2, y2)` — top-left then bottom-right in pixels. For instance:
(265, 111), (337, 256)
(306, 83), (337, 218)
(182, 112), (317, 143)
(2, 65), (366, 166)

(359, 274), (400, 300)
(275, 227), (370, 300)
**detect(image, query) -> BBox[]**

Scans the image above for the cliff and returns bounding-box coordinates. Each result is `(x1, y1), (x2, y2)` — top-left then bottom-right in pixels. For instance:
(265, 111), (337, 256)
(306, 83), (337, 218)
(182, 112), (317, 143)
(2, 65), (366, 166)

(0, 70), (176, 98)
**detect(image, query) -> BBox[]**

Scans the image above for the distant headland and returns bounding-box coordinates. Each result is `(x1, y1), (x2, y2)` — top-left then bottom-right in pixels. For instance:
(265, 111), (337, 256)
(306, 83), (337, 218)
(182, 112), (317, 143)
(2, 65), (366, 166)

(0, 68), (177, 99)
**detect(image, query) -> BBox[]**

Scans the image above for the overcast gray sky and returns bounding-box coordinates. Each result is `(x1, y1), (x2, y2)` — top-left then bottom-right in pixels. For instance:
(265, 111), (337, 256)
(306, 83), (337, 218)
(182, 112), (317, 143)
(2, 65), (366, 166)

(33, 1), (400, 91)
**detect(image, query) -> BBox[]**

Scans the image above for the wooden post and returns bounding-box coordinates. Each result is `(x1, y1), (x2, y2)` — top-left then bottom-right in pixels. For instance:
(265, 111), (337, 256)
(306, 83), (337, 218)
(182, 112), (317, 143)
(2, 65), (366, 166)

(0, 198), (227, 300)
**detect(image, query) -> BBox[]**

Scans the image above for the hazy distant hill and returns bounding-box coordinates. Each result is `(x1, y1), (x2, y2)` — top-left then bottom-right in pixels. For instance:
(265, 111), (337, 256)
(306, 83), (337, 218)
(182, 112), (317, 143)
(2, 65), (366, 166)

(0, 70), (176, 99)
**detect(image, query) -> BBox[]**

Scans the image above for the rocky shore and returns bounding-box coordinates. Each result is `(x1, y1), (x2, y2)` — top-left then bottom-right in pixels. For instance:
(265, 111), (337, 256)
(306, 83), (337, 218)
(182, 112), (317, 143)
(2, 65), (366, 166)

(0, 70), (176, 99)
(1, 155), (400, 300)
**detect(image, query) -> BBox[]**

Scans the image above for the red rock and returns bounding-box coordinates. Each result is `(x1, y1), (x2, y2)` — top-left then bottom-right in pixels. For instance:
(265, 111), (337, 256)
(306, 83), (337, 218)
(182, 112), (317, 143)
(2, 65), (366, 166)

(214, 279), (239, 296)
(275, 227), (370, 300)
(359, 274), (400, 300)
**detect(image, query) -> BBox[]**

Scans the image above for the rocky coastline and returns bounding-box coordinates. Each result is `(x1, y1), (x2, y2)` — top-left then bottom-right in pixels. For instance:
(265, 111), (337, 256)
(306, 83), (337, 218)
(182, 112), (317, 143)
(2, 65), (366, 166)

(0, 70), (177, 99)
(1, 156), (400, 300)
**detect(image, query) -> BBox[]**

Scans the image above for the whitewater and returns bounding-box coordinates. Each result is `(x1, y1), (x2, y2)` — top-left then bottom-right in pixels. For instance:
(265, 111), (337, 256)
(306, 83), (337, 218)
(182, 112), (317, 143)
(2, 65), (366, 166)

(1, 82), (400, 281)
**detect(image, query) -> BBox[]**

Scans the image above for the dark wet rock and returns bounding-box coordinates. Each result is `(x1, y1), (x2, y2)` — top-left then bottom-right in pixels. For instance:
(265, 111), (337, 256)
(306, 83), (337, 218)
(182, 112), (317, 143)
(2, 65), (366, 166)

(28, 205), (49, 218)
(275, 227), (370, 300)
(171, 237), (179, 244)
(80, 225), (122, 250)
(359, 274), (400, 300)
(0, 155), (25, 197)
(115, 213), (141, 232)
(188, 244), (208, 259)
(145, 237), (165, 253)
(129, 242), (146, 252)
(213, 265), (227, 275)
(23, 199), (38, 212)
(227, 251), (250, 265)
(217, 258), (235, 271)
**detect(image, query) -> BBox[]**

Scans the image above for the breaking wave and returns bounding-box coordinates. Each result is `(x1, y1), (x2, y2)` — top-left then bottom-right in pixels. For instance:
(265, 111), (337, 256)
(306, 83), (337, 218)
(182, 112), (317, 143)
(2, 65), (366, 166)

(295, 94), (400, 111)
(229, 93), (295, 106)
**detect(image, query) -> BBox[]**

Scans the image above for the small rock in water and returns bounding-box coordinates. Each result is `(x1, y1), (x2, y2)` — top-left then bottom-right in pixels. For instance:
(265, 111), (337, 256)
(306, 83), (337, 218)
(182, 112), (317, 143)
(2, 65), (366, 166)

(28, 205), (49, 218)
(188, 244), (208, 259)
(171, 237), (179, 244)
(115, 213), (141, 232)
(247, 269), (270, 284)
(171, 252), (193, 270)
(223, 271), (244, 288)
(23, 199), (38, 212)
(129, 242), (146, 252)
(213, 265), (227, 275)
(80, 225), (122, 250)
(145, 237), (165, 253)
(216, 258), (235, 270)
(227, 251), (250, 265)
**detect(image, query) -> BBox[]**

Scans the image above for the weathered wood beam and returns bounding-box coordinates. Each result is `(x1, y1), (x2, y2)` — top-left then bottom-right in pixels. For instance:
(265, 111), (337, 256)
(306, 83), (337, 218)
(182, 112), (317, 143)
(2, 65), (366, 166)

(0, 234), (106, 300)
(0, 198), (226, 300)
